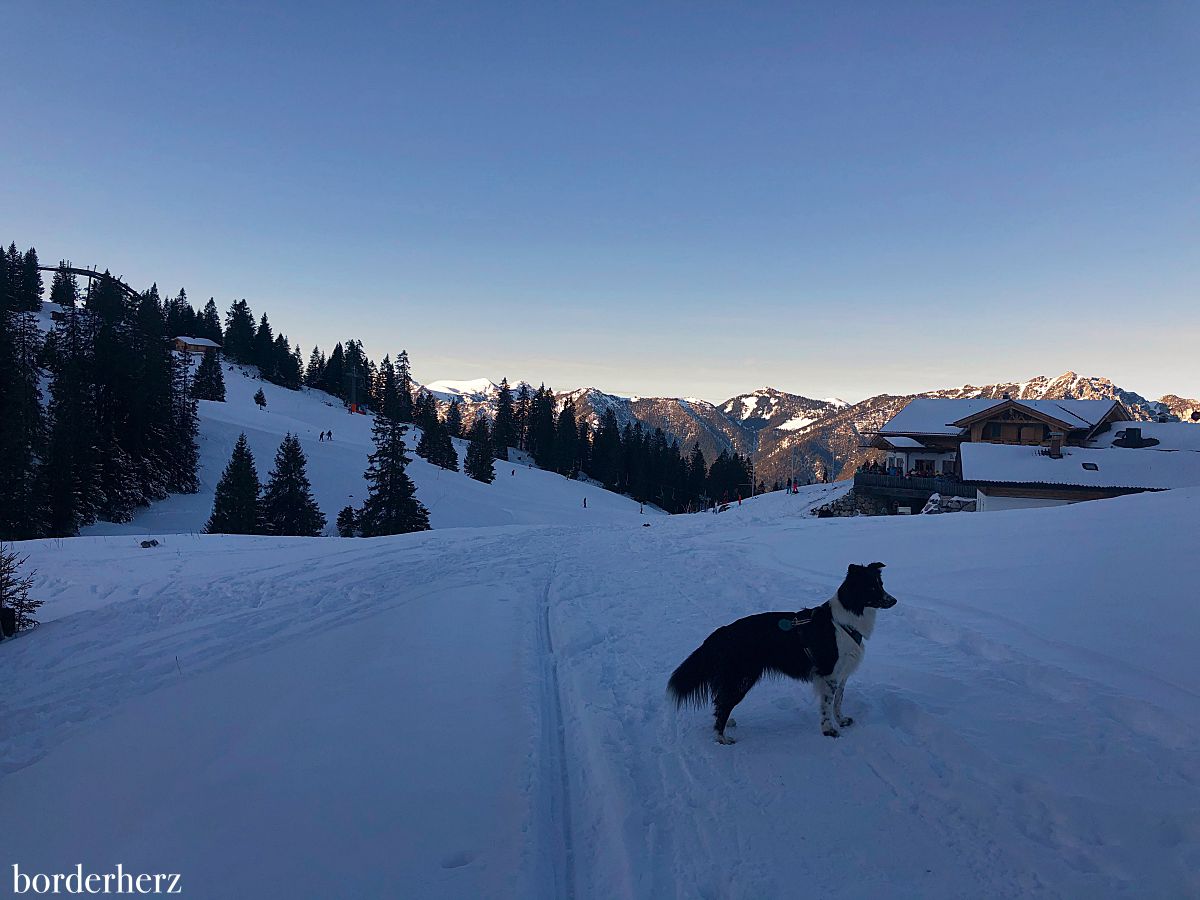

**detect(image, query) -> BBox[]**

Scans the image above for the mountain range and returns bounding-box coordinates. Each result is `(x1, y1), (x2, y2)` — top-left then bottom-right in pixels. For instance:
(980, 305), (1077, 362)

(422, 372), (1200, 488)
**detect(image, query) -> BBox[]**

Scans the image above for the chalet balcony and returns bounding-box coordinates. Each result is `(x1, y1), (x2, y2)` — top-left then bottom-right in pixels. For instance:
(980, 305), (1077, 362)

(852, 471), (978, 501)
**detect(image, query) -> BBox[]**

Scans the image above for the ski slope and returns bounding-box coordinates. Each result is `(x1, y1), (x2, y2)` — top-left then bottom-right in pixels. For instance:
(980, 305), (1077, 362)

(80, 358), (653, 535)
(3, 485), (1198, 898)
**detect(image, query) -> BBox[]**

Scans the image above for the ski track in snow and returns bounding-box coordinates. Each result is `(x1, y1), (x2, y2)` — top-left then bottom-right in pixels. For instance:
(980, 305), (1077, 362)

(3, 487), (1200, 897)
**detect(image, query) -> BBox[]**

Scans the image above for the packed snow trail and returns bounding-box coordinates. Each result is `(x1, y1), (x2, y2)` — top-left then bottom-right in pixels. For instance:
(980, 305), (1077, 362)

(3, 487), (1199, 897)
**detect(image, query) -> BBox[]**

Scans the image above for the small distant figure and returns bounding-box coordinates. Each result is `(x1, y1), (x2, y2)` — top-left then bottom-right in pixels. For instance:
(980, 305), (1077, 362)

(582, 497), (587, 509)
(327, 430), (333, 441)
(319, 432), (325, 442)
(511, 469), (516, 476)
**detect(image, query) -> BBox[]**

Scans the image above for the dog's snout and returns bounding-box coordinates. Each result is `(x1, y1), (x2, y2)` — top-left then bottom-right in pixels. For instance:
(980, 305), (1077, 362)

(881, 592), (898, 608)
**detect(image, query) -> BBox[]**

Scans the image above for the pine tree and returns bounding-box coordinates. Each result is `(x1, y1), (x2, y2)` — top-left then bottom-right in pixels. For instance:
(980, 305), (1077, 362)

(254, 387), (267, 409)
(444, 398), (463, 438)
(358, 417), (430, 536)
(192, 349), (227, 401)
(0, 542), (42, 632)
(491, 378), (516, 460)
(223, 299), (256, 363)
(18, 247), (43, 312)
(167, 349), (200, 494)
(0, 301), (45, 539)
(0, 243), (11, 313)
(128, 286), (173, 503)
(514, 382), (531, 450)
(415, 397), (458, 471)
(4, 244), (24, 311)
(305, 346), (326, 387)
(688, 443), (708, 502)
(336, 505), (357, 537)
(394, 350), (414, 422)
(527, 385), (558, 470)
(322, 342), (346, 397)
(260, 434), (326, 536)
(206, 434), (261, 534)
(42, 304), (104, 536)
(253, 314), (276, 377)
(554, 400), (579, 476)
(589, 408), (622, 490)
(199, 298), (223, 342)
(49, 260), (80, 307)
(464, 417), (495, 483)
(376, 355), (401, 419)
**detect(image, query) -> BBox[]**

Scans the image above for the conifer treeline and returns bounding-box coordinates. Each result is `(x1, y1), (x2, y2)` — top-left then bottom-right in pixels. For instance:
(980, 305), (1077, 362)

(1, 239), (753, 540)
(487, 380), (754, 512)
(0, 246), (200, 539)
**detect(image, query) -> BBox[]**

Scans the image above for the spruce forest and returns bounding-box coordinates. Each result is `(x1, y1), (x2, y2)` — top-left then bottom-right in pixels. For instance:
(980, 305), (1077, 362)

(0, 242), (753, 541)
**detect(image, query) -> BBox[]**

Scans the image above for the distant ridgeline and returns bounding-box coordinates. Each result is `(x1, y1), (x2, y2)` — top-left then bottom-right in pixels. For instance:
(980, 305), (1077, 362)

(0, 242), (747, 542)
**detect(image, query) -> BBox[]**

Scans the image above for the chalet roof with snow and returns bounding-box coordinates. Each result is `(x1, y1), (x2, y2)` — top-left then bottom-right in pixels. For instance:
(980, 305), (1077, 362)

(174, 336), (221, 348)
(877, 397), (1127, 438)
(876, 399), (1000, 436)
(959, 442), (1200, 490)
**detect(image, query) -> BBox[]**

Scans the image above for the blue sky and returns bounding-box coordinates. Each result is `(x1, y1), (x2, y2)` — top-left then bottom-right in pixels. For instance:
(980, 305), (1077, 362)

(3, 2), (1197, 402)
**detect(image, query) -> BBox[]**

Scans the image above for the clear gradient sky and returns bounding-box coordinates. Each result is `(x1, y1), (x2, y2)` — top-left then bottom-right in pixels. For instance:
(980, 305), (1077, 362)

(3, 2), (1197, 402)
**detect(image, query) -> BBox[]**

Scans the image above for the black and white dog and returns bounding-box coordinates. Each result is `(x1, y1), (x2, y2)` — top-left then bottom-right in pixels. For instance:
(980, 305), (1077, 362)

(667, 563), (897, 743)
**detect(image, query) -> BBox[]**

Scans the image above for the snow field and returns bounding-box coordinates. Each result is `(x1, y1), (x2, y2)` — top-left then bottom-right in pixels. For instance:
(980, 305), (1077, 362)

(3, 486), (1199, 897)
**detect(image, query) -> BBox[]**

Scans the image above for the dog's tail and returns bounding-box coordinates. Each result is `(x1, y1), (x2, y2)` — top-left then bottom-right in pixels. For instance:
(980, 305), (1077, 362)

(667, 640), (717, 709)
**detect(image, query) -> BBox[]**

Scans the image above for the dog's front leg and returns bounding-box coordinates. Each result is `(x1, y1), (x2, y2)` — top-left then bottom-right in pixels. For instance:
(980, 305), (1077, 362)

(819, 679), (840, 737)
(833, 680), (853, 728)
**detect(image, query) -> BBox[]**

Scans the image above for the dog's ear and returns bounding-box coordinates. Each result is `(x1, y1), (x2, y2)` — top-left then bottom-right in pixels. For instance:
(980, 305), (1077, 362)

(868, 561), (886, 570)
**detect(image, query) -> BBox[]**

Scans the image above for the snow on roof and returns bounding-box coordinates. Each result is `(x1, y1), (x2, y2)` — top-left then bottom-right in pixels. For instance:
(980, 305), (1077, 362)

(1007, 399), (1117, 428)
(879, 399), (1000, 435)
(1087, 421), (1200, 452)
(960, 442), (1200, 490)
(174, 336), (221, 348)
(882, 397), (1120, 436)
(880, 436), (926, 449)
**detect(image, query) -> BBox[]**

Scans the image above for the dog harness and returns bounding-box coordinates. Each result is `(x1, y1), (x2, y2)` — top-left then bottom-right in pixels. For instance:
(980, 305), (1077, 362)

(837, 622), (864, 646)
(778, 611), (865, 646)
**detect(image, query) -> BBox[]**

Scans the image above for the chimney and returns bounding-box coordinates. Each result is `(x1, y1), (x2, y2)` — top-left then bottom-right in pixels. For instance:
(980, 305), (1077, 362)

(1048, 432), (1064, 459)
(1002, 392), (1011, 400)
(1125, 427), (1142, 446)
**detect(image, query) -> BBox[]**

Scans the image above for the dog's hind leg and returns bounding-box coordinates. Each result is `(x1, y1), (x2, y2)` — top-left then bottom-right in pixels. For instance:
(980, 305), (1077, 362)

(818, 678), (840, 737)
(833, 680), (854, 728)
(713, 678), (753, 744)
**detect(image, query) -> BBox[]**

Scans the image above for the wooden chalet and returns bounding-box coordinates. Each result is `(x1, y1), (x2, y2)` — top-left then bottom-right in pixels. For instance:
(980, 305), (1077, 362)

(856, 396), (1135, 513)
(174, 336), (222, 355)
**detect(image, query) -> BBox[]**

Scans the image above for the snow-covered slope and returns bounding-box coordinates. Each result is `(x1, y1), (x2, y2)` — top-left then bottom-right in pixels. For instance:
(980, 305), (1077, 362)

(5, 486), (1199, 897)
(81, 362), (652, 535)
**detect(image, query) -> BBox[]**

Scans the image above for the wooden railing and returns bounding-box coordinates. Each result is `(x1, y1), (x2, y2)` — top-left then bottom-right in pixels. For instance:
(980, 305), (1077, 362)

(852, 472), (977, 499)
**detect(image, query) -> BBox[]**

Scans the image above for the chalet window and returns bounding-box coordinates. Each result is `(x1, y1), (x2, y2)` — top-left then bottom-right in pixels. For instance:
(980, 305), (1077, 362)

(983, 422), (1003, 441)
(914, 459), (935, 475)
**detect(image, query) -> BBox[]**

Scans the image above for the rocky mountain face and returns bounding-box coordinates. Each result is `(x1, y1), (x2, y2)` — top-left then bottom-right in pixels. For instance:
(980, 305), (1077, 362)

(422, 372), (1198, 489)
